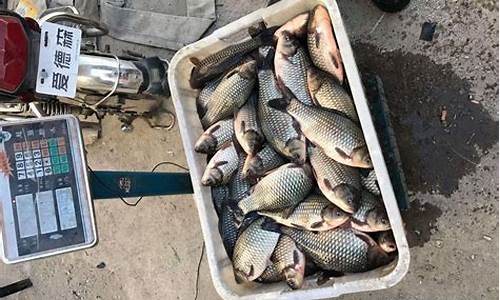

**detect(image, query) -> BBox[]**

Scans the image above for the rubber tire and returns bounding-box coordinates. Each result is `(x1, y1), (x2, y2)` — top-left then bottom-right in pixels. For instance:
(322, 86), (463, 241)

(371, 0), (410, 13)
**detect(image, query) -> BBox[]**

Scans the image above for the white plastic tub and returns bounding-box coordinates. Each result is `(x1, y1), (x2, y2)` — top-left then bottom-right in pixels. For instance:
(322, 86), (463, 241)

(168, 0), (410, 299)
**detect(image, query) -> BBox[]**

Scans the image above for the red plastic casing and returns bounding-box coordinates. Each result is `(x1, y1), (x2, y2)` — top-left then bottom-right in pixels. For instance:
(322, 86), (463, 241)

(0, 15), (28, 93)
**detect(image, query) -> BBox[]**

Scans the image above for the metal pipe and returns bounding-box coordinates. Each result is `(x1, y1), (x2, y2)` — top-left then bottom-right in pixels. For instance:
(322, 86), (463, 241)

(77, 54), (144, 95)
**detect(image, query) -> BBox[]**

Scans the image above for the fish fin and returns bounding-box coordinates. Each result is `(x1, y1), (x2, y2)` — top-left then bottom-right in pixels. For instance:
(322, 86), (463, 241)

(337, 221), (353, 230)
(290, 222), (306, 230)
(276, 77), (298, 100)
(238, 212), (260, 232)
(248, 21), (267, 38)
(267, 98), (290, 111)
(330, 53), (340, 69)
(293, 250), (301, 265)
(257, 46), (276, 69)
(310, 221), (324, 229)
(240, 120), (246, 133)
(248, 22), (277, 45)
(248, 265), (255, 278)
(232, 137), (245, 156)
(291, 119), (301, 133)
(352, 229), (378, 247)
(196, 102), (206, 118)
(323, 178), (333, 191)
(281, 206), (295, 219)
(189, 57), (201, 66)
(314, 31), (321, 49)
(213, 160), (229, 168)
(260, 219), (282, 234)
(207, 124), (221, 134)
(335, 147), (352, 161)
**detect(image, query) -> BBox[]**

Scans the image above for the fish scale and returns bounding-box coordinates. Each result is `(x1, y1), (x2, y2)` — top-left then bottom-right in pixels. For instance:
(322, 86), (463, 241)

(283, 227), (369, 272)
(232, 218), (281, 282)
(361, 169), (381, 195)
(309, 146), (361, 189)
(229, 155), (252, 203)
(286, 99), (365, 159)
(201, 61), (256, 128)
(212, 185), (230, 215)
(196, 76), (222, 118)
(258, 264), (282, 282)
(260, 194), (337, 231)
(219, 205), (240, 257)
(238, 163), (313, 214)
(257, 47), (306, 162)
(275, 44), (313, 106)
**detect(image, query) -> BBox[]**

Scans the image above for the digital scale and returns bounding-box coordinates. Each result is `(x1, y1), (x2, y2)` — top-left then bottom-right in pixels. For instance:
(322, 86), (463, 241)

(0, 115), (96, 263)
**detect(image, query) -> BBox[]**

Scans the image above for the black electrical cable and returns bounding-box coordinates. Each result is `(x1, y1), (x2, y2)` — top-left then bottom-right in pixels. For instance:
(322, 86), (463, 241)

(194, 242), (205, 300)
(88, 161), (189, 207)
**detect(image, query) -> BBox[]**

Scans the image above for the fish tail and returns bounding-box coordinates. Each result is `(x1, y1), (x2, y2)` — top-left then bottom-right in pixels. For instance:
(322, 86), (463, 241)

(260, 218), (283, 234)
(267, 98), (290, 111)
(257, 46), (276, 69)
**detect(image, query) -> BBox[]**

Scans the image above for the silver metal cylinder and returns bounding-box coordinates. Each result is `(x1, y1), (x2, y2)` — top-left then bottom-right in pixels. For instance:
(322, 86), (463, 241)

(77, 54), (144, 94)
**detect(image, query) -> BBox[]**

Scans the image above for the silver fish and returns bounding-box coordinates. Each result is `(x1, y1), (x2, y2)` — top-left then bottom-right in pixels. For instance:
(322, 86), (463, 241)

(195, 119), (234, 154)
(212, 185), (230, 216)
(271, 235), (306, 289)
(196, 76), (222, 118)
(351, 190), (390, 232)
(232, 217), (281, 283)
(234, 93), (264, 155)
(257, 46), (306, 163)
(268, 97), (372, 168)
(309, 145), (362, 213)
(242, 144), (286, 180)
(201, 60), (257, 129)
(238, 163), (313, 215)
(307, 5), (344, 83)
(361, 169), (381, 196)
(190, 23), (275, 89)
(277, 226), (388, 272)
(219, 205), (240, 257)
(275, 31), (313, 105)
(259, 194), (349, 231)
(201, 141), (239, 186)
(307, 67), (358, 122)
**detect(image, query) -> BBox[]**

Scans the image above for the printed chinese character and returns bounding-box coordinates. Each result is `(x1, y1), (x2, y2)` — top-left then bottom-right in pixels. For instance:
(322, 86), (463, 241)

(54, 50), (71, 69)
(52, 73), (69, 91)
(56, 28), (74, 49)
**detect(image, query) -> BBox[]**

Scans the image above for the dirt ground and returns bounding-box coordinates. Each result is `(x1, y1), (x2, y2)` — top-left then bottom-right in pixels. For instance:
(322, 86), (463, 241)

(0, 0), (498, 299)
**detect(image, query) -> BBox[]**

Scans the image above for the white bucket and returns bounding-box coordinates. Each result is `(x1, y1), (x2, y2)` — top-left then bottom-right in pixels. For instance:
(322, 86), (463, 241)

(168, 0), (410, 298)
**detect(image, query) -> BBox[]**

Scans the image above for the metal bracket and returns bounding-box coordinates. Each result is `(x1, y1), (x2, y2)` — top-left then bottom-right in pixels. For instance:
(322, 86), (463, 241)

(89, 171), (193, 200)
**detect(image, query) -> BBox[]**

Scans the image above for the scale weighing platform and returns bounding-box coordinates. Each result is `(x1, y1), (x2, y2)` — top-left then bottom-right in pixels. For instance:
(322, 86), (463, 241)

(0, 115), (96, 264)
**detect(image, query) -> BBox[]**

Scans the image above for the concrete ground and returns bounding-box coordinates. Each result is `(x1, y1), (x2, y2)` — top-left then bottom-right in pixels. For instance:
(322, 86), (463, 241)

(0, 0), (498, 299)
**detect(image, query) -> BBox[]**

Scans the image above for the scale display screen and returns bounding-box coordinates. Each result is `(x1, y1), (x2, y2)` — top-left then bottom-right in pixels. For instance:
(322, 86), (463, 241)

(0, 115), (96, 263)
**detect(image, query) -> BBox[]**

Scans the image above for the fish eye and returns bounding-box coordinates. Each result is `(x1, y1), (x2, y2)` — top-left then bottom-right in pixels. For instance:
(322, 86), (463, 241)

(381, 218), (388, 225)
(335, 210), (342, 217)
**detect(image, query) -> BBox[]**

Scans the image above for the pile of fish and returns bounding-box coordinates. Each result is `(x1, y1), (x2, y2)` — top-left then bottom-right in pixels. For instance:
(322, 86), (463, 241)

(190, 5), (397, 289)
